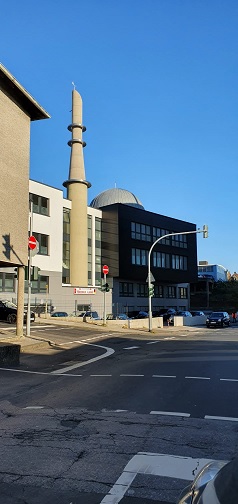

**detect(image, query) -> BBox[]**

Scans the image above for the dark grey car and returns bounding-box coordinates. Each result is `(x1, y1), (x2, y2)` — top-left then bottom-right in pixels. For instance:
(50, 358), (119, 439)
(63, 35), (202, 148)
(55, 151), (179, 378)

(206, 311), (230, 328)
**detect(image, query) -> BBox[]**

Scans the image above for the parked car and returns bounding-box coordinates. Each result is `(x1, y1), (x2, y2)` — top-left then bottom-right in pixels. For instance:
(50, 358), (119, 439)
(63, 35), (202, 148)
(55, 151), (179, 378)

(51, 311), (68, 317)
(157, 308), (177, 321)
(190, 310), (205, 316)
(0, 301), (35, 324)
(78, 311), (101, 320)
(0, 300), (35, 324)
(169, 310), (192, 325)
(206, 311), (230, 328)
(178, 457), (238, 503)
(135, 311), (148, 319)
(117, 313), (130, 320)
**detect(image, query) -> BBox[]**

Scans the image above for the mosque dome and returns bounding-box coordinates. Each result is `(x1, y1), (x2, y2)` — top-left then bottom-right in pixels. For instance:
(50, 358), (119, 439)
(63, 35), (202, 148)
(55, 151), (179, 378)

(90, 188), (144, 210)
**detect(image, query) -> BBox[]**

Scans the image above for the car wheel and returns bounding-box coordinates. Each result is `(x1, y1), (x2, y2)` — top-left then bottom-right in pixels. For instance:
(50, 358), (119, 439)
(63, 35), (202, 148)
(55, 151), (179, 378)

(7, 313), (17, 324)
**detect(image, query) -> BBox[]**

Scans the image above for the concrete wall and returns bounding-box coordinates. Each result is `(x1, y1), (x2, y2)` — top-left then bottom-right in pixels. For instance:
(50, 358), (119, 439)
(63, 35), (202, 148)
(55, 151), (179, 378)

(173, 315), (206, 326)
(0, 91), (30, 267)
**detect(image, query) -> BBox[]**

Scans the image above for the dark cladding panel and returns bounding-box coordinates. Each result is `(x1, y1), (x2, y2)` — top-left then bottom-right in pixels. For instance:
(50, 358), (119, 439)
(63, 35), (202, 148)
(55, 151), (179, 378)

(101, 207), (119, 277)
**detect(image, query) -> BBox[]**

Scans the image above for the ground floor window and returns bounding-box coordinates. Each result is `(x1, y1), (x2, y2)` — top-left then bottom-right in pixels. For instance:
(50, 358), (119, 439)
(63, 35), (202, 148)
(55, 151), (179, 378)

(179, 287), (188, 299)
(137, 284), (147, 297)
(0, 272), (15, 292)
(166, 286), (176, 298)
(119, 282), (134, 297)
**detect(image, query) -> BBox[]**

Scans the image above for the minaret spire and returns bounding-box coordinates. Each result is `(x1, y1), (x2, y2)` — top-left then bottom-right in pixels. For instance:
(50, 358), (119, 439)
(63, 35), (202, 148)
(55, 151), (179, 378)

(63, 90), (91, 286)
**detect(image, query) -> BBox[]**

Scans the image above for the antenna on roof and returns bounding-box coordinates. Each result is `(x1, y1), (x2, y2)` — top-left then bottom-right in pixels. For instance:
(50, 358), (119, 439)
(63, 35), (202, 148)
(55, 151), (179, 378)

(72, 81), (76, 90)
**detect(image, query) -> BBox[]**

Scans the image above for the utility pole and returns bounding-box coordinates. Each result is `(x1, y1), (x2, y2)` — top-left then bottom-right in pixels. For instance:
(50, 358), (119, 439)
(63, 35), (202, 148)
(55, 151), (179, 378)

(26, 197), (33, 337)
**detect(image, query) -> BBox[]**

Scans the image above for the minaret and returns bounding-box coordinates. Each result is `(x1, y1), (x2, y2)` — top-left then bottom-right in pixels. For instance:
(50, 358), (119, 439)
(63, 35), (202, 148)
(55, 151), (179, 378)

(63, 89), (91, 286)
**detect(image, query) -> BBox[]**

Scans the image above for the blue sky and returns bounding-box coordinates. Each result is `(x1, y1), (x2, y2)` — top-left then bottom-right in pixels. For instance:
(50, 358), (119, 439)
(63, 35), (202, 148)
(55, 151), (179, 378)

(1, 1), (238, 272)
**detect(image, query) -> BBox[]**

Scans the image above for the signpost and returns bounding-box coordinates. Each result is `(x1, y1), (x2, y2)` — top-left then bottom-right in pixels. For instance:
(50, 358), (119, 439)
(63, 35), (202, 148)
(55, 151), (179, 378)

(103, 265), (109, 325)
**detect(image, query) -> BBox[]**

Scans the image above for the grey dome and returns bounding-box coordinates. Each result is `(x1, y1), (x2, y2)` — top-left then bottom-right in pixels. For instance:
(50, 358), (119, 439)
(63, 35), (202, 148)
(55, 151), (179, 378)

(90, 188), (144, 210)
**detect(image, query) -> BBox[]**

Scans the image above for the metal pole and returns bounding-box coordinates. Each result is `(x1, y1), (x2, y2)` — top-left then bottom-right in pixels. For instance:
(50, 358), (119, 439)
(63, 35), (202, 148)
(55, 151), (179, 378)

(103, 272), (106, 325)
(148, 250), (152, 331)
(147, 228), (207, 332)
(26, 198), (33, 337)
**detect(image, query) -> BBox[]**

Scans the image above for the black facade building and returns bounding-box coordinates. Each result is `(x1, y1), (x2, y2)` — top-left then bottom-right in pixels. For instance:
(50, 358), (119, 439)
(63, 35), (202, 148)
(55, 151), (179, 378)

(98, 199), (198, 313)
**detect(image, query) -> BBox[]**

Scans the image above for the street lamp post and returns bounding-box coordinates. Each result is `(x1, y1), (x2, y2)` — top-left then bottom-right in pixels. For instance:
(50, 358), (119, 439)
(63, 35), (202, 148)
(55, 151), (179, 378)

(148, 226), (208, 332)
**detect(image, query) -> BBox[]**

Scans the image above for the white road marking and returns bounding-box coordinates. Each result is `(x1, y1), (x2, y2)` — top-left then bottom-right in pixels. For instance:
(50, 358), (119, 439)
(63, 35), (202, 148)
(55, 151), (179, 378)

(102, 409), (128, 413)
(163, 337), (176, 340)
(150, 411), (190, 417)
(24, 406), (44, 409)
(205, 415), (238, 422)
(220, 378), (238, 382)
(152, 375), (176, 378)
(90, 374), (112, 377)
(99, 452), (217, 504)
(185, 376), (210, 380)
(123, 346), (140, 350)
(51, 342), (115, 374)
(120, 374), (144, 377)
(146, 341), (160, 345)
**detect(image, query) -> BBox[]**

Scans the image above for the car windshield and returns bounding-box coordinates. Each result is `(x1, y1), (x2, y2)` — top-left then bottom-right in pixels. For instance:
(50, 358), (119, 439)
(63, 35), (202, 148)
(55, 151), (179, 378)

(2, 301), (17, 309)
(211, 312), (224, 317)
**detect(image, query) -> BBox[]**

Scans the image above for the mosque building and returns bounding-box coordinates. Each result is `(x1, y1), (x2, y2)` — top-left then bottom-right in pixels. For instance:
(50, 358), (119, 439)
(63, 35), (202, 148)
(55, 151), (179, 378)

(1, 79), (198, 318)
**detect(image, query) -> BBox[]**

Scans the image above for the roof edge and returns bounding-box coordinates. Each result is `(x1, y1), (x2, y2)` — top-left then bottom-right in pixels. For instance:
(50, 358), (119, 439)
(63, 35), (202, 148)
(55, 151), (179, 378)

(0, 63), (50, 121)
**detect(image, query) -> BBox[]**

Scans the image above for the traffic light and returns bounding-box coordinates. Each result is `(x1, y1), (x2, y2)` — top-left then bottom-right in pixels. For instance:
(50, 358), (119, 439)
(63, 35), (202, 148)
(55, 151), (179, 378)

(203, 225), (208, 238)
(101, 283), (110, 292)
(148, 284), (154, 297)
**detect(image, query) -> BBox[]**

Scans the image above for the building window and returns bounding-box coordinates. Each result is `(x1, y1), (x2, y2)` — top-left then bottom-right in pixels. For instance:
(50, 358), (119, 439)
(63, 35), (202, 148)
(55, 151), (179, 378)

(131, 222), (151, 242)
(95, 218), (101, 286)
(29, 275), (49, 294)
(154, 285), (163, 298)
(179, 287), (188, 299)
(0, 272), (15, 292)
(153, 252), (170, 268)
(137, 283), (147, 297)
(33, 233), (49, 255)
(152, 227), (170, 245)
(172, 255), (188, 270)
(132, 248), (148, 266)
(171, 234), (188, 248)
(30, 193), (49, 216)
(119, 282), (134, 297)
(63, 208), (70, 283)
(166, 286), (176, 298)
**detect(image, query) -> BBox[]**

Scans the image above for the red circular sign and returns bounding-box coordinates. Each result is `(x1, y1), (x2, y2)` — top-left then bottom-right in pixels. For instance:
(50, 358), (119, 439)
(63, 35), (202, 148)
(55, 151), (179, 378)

(102, 265), (109, 275)
(28, 235), (37, 250)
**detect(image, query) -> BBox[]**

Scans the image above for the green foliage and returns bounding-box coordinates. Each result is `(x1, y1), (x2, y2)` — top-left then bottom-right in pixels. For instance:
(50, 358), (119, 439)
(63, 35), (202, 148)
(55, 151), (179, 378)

(210, 280), (238, 312)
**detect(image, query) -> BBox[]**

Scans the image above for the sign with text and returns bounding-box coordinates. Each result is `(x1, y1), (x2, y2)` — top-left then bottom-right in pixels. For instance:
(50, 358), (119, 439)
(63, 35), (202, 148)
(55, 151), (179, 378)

(73, 288), (96, 295)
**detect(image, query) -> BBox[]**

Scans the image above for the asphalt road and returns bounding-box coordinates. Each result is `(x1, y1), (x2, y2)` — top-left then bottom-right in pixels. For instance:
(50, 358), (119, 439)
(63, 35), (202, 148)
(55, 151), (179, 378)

(1, 323), (238, 503)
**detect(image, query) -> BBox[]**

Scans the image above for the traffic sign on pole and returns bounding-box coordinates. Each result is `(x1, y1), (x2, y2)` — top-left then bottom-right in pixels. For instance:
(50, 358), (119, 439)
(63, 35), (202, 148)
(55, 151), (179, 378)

(28, 235), (37, 250)
(102, 265), (109, 275)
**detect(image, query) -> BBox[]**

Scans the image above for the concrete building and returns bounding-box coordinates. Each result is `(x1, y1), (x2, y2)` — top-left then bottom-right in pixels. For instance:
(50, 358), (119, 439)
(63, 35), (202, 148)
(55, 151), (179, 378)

(0, 64), (50, 333)
(0, 85), (199, 319)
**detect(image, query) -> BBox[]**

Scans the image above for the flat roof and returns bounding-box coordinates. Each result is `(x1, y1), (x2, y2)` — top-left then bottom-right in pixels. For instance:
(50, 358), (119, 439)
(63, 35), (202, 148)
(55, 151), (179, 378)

(0, 63), (50, 121)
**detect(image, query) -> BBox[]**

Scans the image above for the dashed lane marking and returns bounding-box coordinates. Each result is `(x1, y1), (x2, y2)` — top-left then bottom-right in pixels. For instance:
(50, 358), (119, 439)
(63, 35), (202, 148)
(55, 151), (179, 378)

(123, 346), (140, 350)
(205, 415), (238, 422)
(153, 374), (176, 378)
(220, 378), (238, 382)
(185, 376), (210, 380)
(150, 411), (190, 417)
(120, 374), (144, 377)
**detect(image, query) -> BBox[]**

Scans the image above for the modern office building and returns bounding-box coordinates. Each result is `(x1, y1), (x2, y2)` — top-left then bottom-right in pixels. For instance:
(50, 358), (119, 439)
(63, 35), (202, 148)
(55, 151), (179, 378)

(0, 85), (199, 318)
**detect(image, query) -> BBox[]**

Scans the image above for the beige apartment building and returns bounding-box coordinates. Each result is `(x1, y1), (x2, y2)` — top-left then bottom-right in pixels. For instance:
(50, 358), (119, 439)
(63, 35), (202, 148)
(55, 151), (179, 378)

(0, 64), (50, 334)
